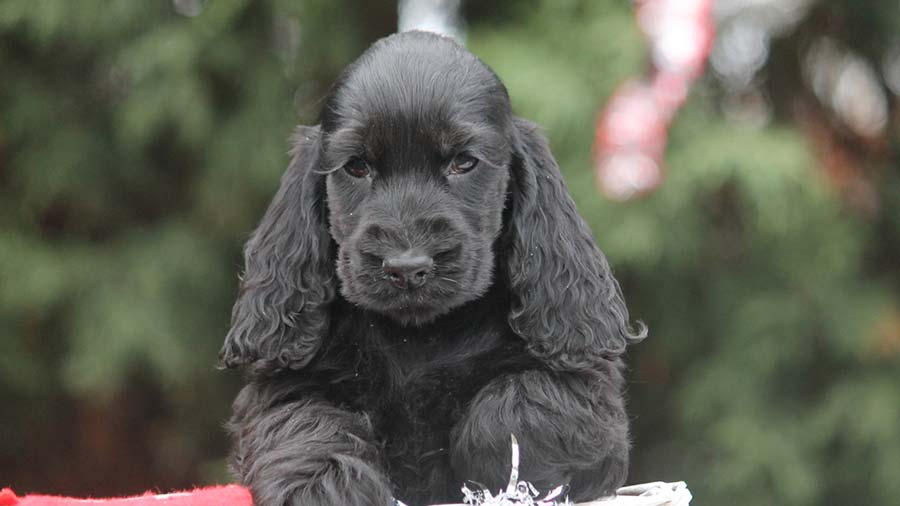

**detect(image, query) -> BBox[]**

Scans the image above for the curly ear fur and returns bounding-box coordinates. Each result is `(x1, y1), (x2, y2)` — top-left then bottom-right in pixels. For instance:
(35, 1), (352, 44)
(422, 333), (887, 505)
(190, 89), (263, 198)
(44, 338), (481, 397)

(505, 118), (646, 370)
(219, 125), (336, 372)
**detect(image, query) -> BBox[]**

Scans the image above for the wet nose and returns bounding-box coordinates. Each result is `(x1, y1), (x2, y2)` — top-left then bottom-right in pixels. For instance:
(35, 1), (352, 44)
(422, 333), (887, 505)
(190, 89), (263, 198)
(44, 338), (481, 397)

(382, 253), (433, 289)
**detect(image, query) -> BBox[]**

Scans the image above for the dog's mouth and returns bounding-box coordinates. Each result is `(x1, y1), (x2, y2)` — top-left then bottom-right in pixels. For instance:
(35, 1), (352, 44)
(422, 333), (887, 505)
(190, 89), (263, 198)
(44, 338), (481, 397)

(359, 269), (466, 324)
(337, 245), (478, 326)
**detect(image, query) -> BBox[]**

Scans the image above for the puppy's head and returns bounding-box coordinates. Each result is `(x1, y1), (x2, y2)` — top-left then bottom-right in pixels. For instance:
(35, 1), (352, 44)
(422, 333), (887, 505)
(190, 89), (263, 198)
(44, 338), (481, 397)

(321, 31), (512, 326)
(220, 31), (645, 372)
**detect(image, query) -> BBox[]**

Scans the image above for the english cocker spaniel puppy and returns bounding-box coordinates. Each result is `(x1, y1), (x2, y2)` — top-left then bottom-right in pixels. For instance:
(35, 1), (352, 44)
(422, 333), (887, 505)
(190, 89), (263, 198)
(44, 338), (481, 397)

(220, 31), (646, 506)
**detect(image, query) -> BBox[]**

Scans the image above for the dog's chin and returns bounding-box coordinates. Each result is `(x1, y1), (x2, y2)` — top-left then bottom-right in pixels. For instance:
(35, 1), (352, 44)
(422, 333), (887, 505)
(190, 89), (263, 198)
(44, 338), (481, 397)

(381, 303), (452, 327)
(350, 289), (464, 327)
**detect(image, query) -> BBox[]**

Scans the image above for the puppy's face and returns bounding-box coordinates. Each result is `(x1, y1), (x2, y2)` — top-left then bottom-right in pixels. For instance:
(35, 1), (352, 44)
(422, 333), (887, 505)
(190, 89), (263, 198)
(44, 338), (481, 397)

(321, 34), (513, 326)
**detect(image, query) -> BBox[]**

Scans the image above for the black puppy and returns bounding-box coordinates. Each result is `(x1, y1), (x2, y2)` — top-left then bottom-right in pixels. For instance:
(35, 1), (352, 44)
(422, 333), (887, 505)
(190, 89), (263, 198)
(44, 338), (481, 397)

(220, 31), (646, 506)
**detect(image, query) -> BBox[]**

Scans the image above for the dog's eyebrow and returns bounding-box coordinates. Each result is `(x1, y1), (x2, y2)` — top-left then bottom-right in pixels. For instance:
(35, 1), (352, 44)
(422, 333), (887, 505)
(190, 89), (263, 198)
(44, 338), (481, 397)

(440, 121), (508, 160)
(439, 121), (502, 155)
(322, 126), (366, 171)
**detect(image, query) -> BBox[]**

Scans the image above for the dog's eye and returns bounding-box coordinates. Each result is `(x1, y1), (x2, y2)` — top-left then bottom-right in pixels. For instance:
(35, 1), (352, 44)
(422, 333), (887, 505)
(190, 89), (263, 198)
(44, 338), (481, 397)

(449, 154), (479, 176)
(343, 158), (371, 178)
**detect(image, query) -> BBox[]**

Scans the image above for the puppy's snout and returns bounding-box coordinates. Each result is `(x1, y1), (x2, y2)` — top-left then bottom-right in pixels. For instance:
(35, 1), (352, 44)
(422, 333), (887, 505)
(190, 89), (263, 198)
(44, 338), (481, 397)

(382, 253), (433, 289)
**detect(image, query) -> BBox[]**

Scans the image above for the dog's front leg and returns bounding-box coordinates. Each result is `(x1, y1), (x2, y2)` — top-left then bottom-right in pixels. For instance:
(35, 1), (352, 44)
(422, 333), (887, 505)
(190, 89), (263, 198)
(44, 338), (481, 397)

(450, 367), (630, 501)
(228, 382), (393, 506)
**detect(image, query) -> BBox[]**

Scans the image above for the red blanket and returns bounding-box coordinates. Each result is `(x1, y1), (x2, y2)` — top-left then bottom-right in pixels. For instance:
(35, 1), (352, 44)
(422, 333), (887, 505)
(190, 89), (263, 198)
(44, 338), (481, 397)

(0, 487), (252, 506)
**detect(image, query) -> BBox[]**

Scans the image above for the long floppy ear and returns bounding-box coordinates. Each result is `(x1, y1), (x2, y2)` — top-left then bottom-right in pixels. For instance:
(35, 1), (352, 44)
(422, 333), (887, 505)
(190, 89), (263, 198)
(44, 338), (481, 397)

(505, 117), (646, 370)
(219, 125), (336, 372)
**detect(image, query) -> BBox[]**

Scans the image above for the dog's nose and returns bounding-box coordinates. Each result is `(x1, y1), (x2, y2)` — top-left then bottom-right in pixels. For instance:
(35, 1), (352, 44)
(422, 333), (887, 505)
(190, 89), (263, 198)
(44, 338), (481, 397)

(382, 254), (433, 289)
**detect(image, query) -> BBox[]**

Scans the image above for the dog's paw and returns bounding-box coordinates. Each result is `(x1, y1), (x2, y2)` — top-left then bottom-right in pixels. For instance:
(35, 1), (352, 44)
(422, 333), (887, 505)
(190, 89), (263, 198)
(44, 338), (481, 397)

(249, 458), (394, 506)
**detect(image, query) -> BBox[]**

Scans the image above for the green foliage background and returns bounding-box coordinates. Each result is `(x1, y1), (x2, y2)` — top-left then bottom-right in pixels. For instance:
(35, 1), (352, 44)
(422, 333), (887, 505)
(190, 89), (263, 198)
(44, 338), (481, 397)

(2, 1), (898, 504)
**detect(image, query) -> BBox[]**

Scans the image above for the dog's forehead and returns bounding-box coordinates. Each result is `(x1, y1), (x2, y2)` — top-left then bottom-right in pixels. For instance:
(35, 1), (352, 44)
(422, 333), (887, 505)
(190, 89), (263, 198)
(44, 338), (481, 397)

(348, 34), (507, 114)
(322, 33), (512, 159)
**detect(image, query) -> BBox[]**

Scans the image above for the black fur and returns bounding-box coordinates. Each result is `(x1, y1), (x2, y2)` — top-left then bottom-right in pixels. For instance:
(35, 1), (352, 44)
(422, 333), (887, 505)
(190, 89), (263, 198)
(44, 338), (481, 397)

(220, 31), (646, 506)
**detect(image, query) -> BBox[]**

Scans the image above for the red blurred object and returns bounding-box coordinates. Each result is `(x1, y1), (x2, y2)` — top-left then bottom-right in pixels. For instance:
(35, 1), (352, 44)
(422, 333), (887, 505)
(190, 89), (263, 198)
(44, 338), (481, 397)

(595, 0), (714, 200)
(0, 487), (251, 506)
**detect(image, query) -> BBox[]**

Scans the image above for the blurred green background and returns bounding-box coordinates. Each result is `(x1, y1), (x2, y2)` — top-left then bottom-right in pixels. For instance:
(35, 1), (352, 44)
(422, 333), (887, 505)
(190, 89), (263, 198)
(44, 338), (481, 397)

(2, 1), (899, 505)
